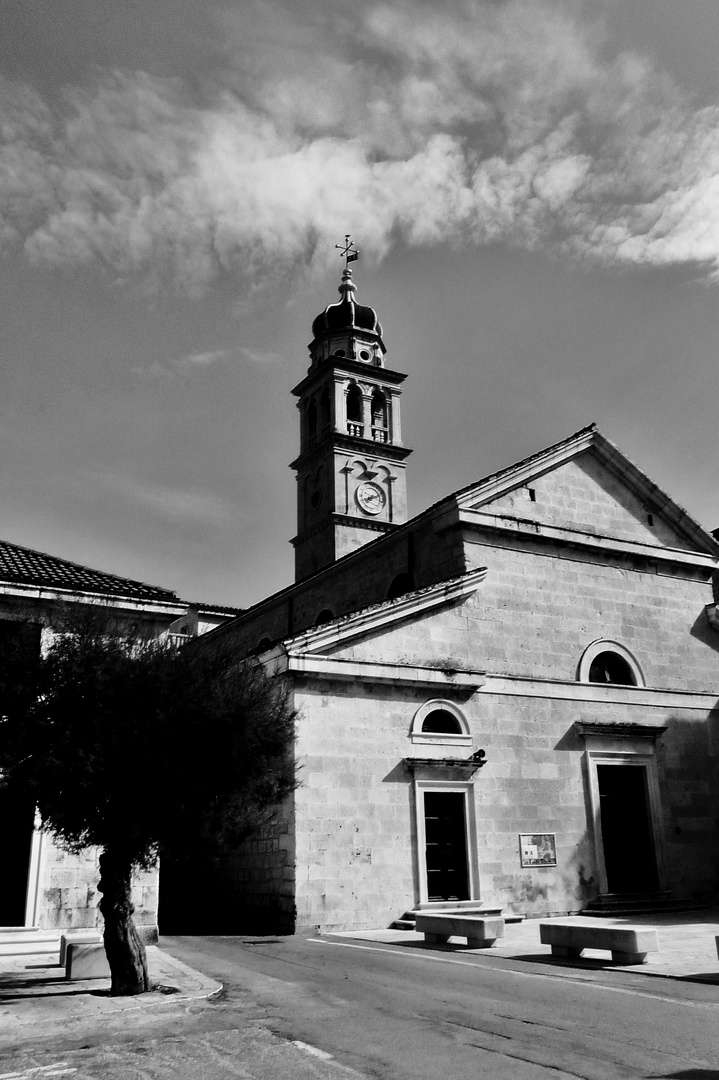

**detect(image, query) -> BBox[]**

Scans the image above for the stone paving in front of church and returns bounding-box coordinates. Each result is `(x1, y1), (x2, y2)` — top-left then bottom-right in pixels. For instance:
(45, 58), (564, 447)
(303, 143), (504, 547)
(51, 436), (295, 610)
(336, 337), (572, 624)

(335, 908), (719, 982)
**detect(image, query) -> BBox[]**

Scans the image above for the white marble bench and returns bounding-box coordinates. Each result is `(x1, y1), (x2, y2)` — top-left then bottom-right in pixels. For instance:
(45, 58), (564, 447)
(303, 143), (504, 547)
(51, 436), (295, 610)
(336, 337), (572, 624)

(539, 920), (658, 964)
(59, 929), (103, 966)
(415, 913), (505, 948)
(65, 941), (111, 980)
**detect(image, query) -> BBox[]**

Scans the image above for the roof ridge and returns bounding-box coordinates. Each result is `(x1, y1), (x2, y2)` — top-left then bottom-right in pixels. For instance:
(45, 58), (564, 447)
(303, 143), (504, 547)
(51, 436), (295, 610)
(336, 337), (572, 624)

(0, 537), (179, 601)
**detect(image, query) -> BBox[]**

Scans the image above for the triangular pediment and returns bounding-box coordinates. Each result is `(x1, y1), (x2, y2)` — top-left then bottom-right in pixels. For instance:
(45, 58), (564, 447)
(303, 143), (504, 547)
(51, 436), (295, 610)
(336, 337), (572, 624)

(272, 568), (486, 670)
(454, 426), (719, 556)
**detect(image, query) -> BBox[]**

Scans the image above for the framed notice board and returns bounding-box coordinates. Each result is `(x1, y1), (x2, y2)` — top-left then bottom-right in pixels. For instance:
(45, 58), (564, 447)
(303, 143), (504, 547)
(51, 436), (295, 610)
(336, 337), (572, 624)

(519, 833), (557, 867)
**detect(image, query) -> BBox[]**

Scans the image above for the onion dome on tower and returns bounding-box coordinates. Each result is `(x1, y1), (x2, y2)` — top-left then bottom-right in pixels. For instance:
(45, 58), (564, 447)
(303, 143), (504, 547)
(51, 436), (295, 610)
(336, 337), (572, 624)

(309, 267), (386, 370)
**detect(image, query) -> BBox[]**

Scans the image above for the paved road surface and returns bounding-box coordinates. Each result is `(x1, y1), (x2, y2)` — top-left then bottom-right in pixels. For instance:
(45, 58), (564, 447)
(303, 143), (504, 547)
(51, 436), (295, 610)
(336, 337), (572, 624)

(3, 933), (719, 1078)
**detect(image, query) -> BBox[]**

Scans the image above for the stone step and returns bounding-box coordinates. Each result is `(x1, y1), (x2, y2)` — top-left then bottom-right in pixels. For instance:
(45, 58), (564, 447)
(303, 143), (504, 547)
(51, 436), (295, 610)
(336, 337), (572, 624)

(580, 898), (709, 918)
(390, 907), (526, 931)
(0, 928), (61, 956)
(586, 892), (672, 909)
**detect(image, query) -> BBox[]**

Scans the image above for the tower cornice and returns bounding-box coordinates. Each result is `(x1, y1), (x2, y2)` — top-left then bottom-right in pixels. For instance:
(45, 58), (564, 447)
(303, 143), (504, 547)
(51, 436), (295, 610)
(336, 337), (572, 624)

(292, 357), (408, 398)
(290, 434), (413, 473)
(291, 513), (400, 550)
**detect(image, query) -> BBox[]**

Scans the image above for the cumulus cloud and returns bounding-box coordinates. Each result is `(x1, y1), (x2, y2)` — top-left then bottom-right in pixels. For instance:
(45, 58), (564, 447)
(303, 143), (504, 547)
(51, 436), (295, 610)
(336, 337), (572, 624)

(1, 0), (719, 290)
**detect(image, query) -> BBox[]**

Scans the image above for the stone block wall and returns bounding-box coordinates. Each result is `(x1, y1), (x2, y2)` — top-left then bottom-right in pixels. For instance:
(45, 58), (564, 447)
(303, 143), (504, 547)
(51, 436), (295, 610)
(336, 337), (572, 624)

(290, 677), (719, 930)
(33, 836), (159, 939)
(210, 800), (296, 933)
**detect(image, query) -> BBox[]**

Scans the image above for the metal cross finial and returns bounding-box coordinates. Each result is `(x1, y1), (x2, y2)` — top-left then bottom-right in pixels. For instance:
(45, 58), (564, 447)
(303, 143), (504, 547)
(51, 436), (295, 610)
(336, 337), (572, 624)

(335, 234), (359, 268)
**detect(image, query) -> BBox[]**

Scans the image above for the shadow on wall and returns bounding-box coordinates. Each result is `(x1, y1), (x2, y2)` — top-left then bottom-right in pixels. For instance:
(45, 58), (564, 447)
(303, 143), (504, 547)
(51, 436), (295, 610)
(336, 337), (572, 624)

(561, 830), (596, 908)
(158, 852), (295, 936)
(689, 607), (719, 655)
(656, 712), (719, 904)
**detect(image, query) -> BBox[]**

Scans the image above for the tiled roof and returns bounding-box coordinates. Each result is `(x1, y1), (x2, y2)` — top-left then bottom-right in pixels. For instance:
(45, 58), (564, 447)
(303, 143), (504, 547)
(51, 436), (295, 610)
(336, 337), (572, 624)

(188, 601), (245, 616)
(0, 539), (179, 603)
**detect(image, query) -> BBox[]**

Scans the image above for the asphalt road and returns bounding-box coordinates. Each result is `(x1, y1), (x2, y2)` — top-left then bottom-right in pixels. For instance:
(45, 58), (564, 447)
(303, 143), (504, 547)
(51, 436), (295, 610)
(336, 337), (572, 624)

(4, 933), (719, 1079)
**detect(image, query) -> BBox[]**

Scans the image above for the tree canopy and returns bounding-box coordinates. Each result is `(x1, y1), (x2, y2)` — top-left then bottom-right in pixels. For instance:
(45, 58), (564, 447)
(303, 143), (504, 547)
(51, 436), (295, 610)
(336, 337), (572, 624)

(0, 618), (298, 993)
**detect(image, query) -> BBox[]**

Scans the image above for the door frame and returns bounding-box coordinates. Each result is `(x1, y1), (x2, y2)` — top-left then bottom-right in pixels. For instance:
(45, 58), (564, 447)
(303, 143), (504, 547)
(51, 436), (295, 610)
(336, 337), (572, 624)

(577, 724), (667, 895)
(24, 816), (45, 927)
(413, 779), (479, 905)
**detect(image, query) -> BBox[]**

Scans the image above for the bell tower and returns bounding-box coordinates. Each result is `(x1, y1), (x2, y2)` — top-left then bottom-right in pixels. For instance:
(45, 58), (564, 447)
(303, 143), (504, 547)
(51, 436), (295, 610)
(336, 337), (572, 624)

(290, 240), (412, 580)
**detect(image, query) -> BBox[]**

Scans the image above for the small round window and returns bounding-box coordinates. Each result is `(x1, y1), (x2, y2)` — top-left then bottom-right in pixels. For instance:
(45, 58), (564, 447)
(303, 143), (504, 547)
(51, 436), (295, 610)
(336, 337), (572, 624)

(588, 652), (637, 686)
(421, 709), (462, 735)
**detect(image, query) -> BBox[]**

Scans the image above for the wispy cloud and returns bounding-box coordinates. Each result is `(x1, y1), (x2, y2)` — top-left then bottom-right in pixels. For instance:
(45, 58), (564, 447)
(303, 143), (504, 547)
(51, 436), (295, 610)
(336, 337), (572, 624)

(236, 346), (283, 365)
(88, 468), (236, 523)
(134, 348), (229, 379)
(1, 1), (719, 289)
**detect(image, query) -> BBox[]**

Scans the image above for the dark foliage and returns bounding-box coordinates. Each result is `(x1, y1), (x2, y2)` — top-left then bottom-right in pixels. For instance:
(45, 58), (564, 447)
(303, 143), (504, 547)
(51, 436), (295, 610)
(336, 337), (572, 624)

(0, 622), (297, 866)
(0, 617), (298, 993)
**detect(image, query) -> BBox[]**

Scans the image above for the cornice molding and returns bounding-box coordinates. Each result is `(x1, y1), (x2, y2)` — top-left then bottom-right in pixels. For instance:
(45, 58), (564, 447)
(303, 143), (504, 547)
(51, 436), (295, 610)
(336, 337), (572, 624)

(290, 436), (412, 472)
(273, 654), (487, 688)
(480, 673), (717, 711)
(292, 359), (408, 397)
(434, 506), (718, 571)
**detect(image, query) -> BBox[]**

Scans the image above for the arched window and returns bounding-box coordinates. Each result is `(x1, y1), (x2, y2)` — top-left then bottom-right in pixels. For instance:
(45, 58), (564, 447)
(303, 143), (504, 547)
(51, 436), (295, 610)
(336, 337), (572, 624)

(314, 608), (334, 626)
(371, 388), (387, 428)
(588, 652), (636, 686)
(410, 700), (471, 745)
(577, 640), (644, 687)
(346, 383), (362, 423)
(421, 710), (462, 734)
(387, 572), (415, 600)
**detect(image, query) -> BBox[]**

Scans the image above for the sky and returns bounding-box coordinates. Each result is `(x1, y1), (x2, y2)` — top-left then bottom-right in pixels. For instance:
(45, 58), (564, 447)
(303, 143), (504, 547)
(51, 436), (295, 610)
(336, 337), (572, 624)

(2, 0), (719, 607)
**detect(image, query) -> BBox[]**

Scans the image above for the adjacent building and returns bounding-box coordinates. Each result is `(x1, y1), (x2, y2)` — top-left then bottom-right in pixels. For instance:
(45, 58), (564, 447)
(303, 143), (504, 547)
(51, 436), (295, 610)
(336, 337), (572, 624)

(0, 538), (237, 937)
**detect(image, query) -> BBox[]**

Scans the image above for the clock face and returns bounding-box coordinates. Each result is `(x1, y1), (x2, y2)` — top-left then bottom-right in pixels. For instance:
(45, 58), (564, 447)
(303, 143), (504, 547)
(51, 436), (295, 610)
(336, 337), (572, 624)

(356, 481), (386, 515)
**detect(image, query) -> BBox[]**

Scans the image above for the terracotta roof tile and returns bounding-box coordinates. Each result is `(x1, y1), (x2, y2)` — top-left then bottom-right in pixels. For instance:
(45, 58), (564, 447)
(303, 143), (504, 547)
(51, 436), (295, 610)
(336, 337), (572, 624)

(0, 539), (179, 603)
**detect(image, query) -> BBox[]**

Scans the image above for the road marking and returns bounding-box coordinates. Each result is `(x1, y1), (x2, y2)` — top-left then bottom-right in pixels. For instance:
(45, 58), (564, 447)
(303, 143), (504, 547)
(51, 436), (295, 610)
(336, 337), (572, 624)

(309, 938), (719, 1010)
(292, 1040), (334, 1061)
(0, 1066), (76, 1079)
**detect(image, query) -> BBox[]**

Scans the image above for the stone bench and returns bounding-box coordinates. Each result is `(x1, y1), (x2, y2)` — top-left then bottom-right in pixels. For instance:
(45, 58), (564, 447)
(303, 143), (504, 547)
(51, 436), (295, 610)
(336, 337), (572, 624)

(415, 913), (505, 948)
(65, 942), (111, 980)
(539, 920), (658, 965)
(59, 929), (103, 966)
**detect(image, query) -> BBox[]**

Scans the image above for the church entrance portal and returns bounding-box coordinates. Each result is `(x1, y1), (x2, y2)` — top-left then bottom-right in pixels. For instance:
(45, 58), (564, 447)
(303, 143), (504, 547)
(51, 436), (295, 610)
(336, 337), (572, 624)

(0, 786), (34, 925)
(423, 791), (469, 902)
(597, 764), (658, 893)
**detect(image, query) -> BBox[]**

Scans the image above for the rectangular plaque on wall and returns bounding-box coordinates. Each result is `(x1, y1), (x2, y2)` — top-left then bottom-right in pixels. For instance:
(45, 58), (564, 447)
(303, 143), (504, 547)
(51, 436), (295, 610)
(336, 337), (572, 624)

(519, 833), (557, 867)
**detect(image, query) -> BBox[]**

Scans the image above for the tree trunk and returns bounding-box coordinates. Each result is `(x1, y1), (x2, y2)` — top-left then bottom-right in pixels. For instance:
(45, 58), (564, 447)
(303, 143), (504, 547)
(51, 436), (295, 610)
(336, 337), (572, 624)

(97, 848), (149, 996)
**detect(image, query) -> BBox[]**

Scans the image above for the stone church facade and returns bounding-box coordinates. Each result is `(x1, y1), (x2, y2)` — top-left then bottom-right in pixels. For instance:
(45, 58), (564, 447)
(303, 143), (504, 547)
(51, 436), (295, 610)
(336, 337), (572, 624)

(207, 266), (719, 934)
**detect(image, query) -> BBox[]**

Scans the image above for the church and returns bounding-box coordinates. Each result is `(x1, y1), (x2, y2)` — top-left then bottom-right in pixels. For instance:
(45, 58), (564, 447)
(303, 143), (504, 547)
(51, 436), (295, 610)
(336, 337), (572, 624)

(4, 254), (719, 943)
(202, 255), (719, 934)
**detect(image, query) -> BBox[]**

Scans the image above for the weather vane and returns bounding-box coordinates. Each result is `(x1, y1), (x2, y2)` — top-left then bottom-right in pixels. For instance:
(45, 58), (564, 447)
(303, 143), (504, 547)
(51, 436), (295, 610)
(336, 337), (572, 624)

(335, 234), (359, 268)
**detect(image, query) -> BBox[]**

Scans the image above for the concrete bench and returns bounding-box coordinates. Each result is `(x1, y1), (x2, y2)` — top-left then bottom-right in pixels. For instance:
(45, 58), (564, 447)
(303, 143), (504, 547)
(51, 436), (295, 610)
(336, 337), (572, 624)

(65, 942), (111, 980)
(59, 929), (103, 966)
(415, 913), (505, 949)
(539, 920), (658, 965)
